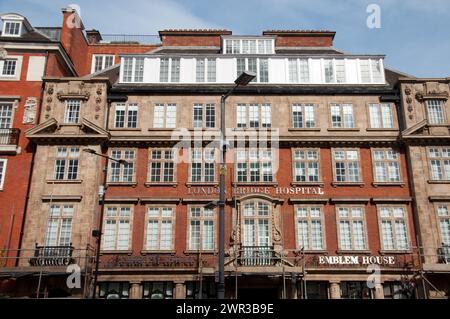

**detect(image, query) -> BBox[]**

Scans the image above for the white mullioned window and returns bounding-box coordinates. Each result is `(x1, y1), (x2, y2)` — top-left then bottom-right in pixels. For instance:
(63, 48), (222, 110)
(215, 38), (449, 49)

(54, 147), (80, 180)
(437, 204), (450, 247)
(330, 103), (354, 128)
(153, 103), (177, 128)
(372, 148), (401, 182)
(333, 149), (361, 182)
(64, 99), (81, 123)
(146, 206), (175, 250)
(190, 148), (216, 183)
(159, 57), (180, 83)
(148, 149), (175, 183)
(359, 58), (385, 84)
(189, 206), (216, 250)
(114, 103), (138, 128)
(288, 58), (310, 83)
(293, 149), (320, 183)
(337, 206), (367, 250)
(1, 59), (17, 76)
(103, 206), (132, 251)
(429, 147), (450, 181)
(236, 58), (269, 83)
(2, 21), (21, 37)
(224, 38), (274, 54)
(379, 206), (409, 250)
(236, 103), (271, 128)
(121, 57), (144, 82)
(368, 103), (394, 128)
(92, 54), (114, 73)
(196, 58), (216, 82)
(426, 100), (445, 124)
(236, 148), (274, 183)
(109, 149), (136, 183)
(296, 206), (324, 250)
(0, 159), (7, 190)
(292, 103), (316, 128)
(242, 201), (271, 247)
(0, 102), (13, 128)
(193, 103), (216, 128)
(323, 59), (346, 83)
(44, 204), (74, 247)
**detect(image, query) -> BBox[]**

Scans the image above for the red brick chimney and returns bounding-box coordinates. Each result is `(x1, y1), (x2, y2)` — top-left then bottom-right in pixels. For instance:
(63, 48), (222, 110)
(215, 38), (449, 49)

(262, 30), (336, 47)
(60, 6), (88, 76)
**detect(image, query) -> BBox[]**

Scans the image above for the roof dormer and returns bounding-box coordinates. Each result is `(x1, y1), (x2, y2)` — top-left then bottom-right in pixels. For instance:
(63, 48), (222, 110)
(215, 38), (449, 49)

(0, 13), (33, 38)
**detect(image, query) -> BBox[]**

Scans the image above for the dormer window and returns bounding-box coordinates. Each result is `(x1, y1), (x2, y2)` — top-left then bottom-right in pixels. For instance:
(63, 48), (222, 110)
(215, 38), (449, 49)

(223, 38), (274, 54)
(2, 21), (21, 37)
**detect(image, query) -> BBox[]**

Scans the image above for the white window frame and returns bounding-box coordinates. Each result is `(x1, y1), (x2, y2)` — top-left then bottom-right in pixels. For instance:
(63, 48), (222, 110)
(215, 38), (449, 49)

(428, 147), (450, 181)
(114, 103), (138, 128)
(377, 206), (410, 251)
(291, 103), (316, 128)
(188, 206), (217, 251)
(91, 54), (115, 73)
(0, 102), (13, 129)
(436, 204), (450, 247)
(2, 21), (22, 37)
(368, 103), (394, 129)
(44, 204), (74, 247)
(64, 99), (81, 124)
(0, 159), (7, 190)
(330, 103), (355, 128)
(102, 206), (132, 251)
(195, 58), (217, 83)
(193, 103), (216, 128)
(292, 148), (321, 183)
(108, 149), (136, 183)
(145, 206), (175, 251)
(336, 206), (368, 251)
(426, 100), (446, 125)
(236, 58), (269, 83)
(223, 38), (274, 54)
(236, 103), (272, 129)
(372, 148), (402, 183)
(235, 148), (274, 183)
(53, 146), (80, 181)
(357, 58), (385, 84)
(332, 148), (362, 183)
(153, 103), (177, 128)
(190, 148), (217, 183)
(159, 57), (180, 83)
(295, 205), (325, 251)
(148, 148), (176, 183)
(121, 57), (144, 83)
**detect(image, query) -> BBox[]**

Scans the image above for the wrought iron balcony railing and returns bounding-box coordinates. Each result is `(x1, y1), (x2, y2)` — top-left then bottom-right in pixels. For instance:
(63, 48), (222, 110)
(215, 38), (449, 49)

(29, 244), (75, 267)
(239, 246), (276, 266)
(438, 245), (450, 264)
(0, 128), (20, 146)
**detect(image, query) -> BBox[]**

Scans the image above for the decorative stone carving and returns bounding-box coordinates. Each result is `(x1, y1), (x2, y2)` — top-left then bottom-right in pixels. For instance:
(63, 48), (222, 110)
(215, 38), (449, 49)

(96, 96), (102, 104)
(407, 105), (413, 112)
(96, 87), (102, 95)
(95, 114), (100, 120)
(47, 85), (54, 95)
(23, 98), (37, 124)
(404, 86), (411, 95)
(0, 48), (7, 59)
(95, 105), (101, 112)
(406, 97), (412, 104)
(46, 105), (51, 111)
(47, 96), (52, 103)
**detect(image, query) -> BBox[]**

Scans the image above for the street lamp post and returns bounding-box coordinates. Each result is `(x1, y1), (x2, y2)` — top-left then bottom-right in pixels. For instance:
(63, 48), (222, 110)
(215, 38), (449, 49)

(83, 148), (128, 299)
(217, 71), (256, 299)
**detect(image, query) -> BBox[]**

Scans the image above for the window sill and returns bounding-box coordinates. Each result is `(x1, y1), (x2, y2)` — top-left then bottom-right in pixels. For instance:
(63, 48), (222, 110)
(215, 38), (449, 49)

(107, 182), (137, 187)
(233, 182), (278, 187)
(372, 182), (405, 187)
(288, 128), (321, 132)
(110, 128), (142, 131)
(428, 180), (450, 184)
(291, 182), (324, 187)
(145, 182), (178, 187)
(301, 250), (328, 254)
(46, 179), (83, 184)
(332, 182), (364, 187)
(336, 250), (371, 255)
(379, 250), (412, 255)
(327, 128), (360, 132)
(0, 76), (20, 82)
(100, 250), (133, 255)
(148, 128), (177, 131)
(141, 250), (176, 255)
(366, 128), (398, 131)
(186, 182), (218, 187)
(188, 128), (220, 131)
(184, 250), (217, 254)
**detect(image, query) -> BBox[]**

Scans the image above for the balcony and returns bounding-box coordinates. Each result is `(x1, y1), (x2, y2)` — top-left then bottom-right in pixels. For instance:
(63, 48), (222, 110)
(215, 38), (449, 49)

(29, 245), (75, 267)
(438, 245), (450, 264)
(0, 128), (20, 154)
(238, 246), (276, 266)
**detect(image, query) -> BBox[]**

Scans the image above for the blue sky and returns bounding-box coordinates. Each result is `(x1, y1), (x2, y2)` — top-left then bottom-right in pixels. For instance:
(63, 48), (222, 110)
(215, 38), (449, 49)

(1, 0), (449, 77)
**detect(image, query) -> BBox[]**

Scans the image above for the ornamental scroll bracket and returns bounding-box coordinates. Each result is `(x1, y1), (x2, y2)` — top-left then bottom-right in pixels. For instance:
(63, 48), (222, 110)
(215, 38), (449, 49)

(415, 91), (449, 102)
(57, 92), (91, 101)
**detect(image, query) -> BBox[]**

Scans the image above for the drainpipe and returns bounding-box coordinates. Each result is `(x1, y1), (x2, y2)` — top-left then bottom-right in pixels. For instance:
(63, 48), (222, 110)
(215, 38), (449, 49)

(16, 50), (49, 266)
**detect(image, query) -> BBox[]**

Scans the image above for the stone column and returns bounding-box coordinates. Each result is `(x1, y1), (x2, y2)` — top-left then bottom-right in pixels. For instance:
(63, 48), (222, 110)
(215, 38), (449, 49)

(175, 282), (186, 299)
(374, 283), (384, 299)
(329, 281), (341, 299)
(129, 282), (142, 299)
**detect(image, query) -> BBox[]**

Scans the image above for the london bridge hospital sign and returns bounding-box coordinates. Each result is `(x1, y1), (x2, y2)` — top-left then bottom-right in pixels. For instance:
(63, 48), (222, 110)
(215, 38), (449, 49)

(187, 186), (324, 196)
